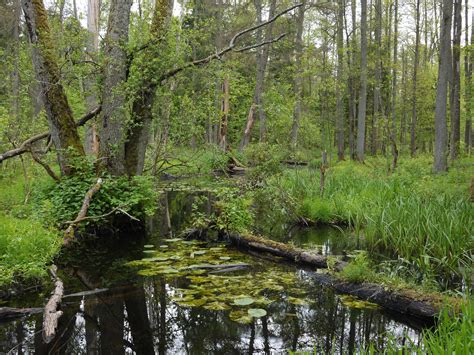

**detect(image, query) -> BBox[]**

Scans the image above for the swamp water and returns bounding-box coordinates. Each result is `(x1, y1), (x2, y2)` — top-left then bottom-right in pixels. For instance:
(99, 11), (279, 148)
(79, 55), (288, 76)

(1, 190), (427, 354)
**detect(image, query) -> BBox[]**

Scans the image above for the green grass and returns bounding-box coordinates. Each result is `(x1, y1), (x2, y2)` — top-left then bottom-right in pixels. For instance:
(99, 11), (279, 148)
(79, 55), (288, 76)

(0, 168), (61, 287)
(0, 214), (61, 286)
(258, 155), (473, 287)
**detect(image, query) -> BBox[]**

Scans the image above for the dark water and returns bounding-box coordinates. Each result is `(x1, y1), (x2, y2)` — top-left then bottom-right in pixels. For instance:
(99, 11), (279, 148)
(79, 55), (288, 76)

(0, 190), (426, 354)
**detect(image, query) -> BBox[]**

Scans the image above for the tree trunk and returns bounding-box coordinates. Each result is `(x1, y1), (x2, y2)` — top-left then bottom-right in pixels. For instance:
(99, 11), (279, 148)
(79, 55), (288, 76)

(99, 0), (133, 175)
(434, 0), (452, 173)
(290, 0), (305, 148)
(22, 0), (85, 176)
(219, 76), (230, 151)
(258, 0), (276, 142)
(410, 0), (421, 157)
(348, 0), (358, 160)
(390, 0), (398, 162)
(371, 0), (382, 156)
(356, 0), (368, 161)
(465, 3), (473, 152)
(125, 0), (174, 176)
(84, 0), (100, 155)
(450, 0), (461, 160)
(400, 46), (407, 145)
(336, 0), (345, 161)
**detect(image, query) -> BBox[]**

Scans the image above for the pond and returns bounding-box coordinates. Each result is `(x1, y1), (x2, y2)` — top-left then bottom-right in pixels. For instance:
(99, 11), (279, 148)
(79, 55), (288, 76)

(0, 190), (428, 354)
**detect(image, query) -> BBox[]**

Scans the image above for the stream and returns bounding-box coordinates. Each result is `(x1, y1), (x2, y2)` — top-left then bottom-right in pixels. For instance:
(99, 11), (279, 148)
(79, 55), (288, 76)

(0, 189), (428, 354)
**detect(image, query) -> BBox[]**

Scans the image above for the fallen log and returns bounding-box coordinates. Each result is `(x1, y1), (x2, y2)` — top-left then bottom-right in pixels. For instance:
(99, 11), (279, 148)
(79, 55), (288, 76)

(184, 263), (250, 271)
(183, 228), (456, 321)
(0, 307), (43, 322)
(64, 178), (103, 245)
(0, 106), (101, 163)
(42, 265), (64, 344)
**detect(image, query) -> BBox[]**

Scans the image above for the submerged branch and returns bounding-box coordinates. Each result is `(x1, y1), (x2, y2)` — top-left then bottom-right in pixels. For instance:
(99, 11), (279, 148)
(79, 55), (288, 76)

(42, 265), (64, 344)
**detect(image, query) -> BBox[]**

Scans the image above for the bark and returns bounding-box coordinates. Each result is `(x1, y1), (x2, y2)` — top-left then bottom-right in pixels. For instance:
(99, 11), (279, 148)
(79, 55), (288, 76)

(371, 0), (383, 156)
(450, 0), (462, 159)
(239, 103), (257, 151)
(22, 0), (85, 176)
(336, 0), (345, 160)
(348, 0), (357, 160)
(64, 178), (103, 245)
(42, 265), (64, 344)
(99, 0), (132, 175)
(125, 0), (173, 176)
(433, 0), (452, 173)
(219, 76), (230, 151)
(258, 0), (277, 142)
(356, 0), (368, 161)
(290, 1), (305, 148)
(84, 0), (100, 155)
(400, 46), (407, 145)
(410, 0), (421, 157)
(465, 3), (473, 151)
(390, 0), (398, 165)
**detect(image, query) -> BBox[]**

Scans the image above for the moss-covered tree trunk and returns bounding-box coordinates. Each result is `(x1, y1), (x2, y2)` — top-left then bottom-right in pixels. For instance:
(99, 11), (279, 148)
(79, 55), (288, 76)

(22, 0), (85, 176)
(124, 0), (173, 176)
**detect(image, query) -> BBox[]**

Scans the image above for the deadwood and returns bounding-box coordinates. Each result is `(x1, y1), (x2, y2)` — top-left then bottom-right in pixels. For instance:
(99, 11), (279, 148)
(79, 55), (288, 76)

(64, 178), (103, 245)
(42, 265), (64, 344)
(0, 106), (101, 164)
(0, 307), (43, 321)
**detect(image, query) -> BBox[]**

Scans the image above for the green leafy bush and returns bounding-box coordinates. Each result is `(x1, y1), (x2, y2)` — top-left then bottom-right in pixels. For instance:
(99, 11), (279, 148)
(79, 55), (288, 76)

(340, 251), (373, 283)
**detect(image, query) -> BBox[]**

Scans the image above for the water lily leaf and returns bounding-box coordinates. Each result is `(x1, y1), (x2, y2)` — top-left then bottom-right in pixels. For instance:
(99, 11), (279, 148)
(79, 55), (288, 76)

(176, 298), (207, 308)
(219, 256), (231, 261)
(193, 250), (207, 255)
(143, 257), (169, 262)
(143, 250), (156, 254)
(144, 244), (154, 248)
(234, 297), (255, 306)
(159, 245), (169, 248)
(163, 238), (182, 243)
(203, 301), (230, 311)
(339, 295), (379, 310)
(248, 308), (267, 318)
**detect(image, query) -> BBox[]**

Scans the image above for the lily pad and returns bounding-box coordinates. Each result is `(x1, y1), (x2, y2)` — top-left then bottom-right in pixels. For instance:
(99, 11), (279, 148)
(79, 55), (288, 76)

(143, 250), (156, 254)
(163, 238), (182, 243)
(234, 296), (255, 306)
(203, 301), (230, 311)
(229, 310), (253, 324)
(159, 245), (169, 248)
(219, 256), (231, 261)
(192, 250), (207, 255)
(144, 244), (154, 248)
(288, 296), (308, 306)
(248, 308), (267, 318)
(176, 298), (208, 308)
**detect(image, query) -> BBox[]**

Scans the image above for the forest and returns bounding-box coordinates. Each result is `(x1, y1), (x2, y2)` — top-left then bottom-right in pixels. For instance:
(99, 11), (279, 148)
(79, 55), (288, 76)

(0, 0), (473, 353)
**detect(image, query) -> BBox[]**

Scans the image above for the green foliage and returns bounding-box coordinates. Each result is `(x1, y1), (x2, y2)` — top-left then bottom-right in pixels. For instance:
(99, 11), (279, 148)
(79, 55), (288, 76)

(0, 213), (60, 287)
(214, 188), (254, 233)
(340, 251), (374, 283)
(36, 160), (157, 227)
(258, 156), (474, 287)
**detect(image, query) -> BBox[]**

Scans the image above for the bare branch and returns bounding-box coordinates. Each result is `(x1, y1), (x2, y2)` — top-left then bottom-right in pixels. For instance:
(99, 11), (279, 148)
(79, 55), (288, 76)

(234, 33), (287, 53)
(0, 106), (102, 164)
(29, 149), (60, 182)
(159, 3), (303, 82)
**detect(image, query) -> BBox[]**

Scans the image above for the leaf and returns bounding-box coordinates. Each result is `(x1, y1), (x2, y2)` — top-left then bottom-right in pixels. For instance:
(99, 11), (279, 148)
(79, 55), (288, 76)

(248, 308), (267, 318)
(229, 310), (253, 324)
(159, 245), (169, 248)
(203, 301), (230, 311)
(219, 256), (231, 260)
(143, 244), (154, 248)
(193, 250), (206, 255)
(234, 296), (255, 306)
(163, 238), (182, 243)
(288, 296), (308, 306)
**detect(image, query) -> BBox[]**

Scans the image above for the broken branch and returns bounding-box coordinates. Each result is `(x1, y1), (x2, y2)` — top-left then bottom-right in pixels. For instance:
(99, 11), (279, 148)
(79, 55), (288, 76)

(42, 265), (64, 344)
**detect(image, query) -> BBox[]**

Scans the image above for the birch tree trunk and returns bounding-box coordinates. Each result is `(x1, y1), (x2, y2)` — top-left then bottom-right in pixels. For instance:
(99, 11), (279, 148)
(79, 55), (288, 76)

(356, 0), (368, 161)
(22, 0), (85, 176)
(433, 0), (452, 173)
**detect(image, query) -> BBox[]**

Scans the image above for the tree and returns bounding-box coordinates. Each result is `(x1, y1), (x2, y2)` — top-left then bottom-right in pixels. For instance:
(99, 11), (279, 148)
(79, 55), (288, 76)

(433, 0), (452, 173)
(22, 0), (84, 176)
(465, 1), (473, 152)
(450, 0), (461, 159)
(336, 0), (345, 160)
(410, 0), (421, 157)
(290, 0), (306, 148)
(356, 0), (368, 161)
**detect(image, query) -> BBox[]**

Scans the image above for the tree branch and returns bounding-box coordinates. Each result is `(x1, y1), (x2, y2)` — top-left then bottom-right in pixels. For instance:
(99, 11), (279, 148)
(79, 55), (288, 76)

(0, 106), (102, 163)
(159, 3), (303, 82)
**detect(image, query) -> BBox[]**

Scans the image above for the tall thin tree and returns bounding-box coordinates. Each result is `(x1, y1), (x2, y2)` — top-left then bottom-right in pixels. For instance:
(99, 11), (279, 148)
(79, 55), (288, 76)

(356, 0), (368, 161)
(410, 0), (421, 156)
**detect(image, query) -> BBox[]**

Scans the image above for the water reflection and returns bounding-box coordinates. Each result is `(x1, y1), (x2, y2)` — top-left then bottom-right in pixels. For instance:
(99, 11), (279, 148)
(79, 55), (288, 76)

(1, 191), (423, 354)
